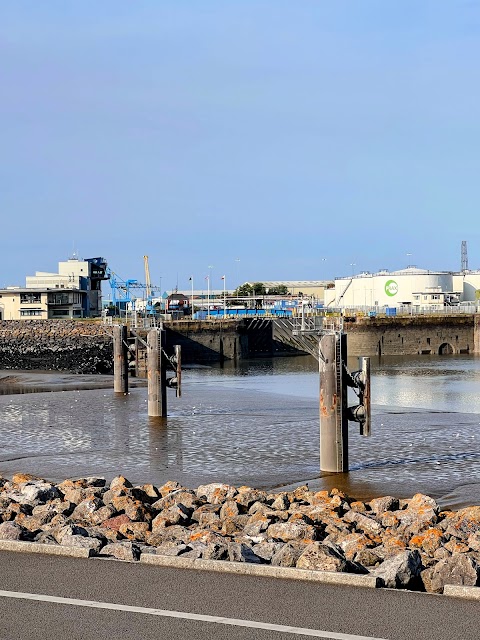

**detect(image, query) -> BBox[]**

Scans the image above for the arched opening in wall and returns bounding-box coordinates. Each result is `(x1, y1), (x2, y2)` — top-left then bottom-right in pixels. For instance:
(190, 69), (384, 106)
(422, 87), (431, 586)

(439, 343), (454, 355)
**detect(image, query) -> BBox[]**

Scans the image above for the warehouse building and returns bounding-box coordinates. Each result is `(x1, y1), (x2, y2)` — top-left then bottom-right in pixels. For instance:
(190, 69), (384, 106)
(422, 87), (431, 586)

(242, 280), (332, 300)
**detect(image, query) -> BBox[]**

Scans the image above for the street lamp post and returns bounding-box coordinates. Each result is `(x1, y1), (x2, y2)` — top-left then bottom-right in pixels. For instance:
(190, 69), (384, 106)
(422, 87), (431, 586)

(222, 275), (226, 318)
(206, 276), (210, 319)
(189, 276), (194, 318)
(234, 258), (240, 288)
(207, 265), (214, 319)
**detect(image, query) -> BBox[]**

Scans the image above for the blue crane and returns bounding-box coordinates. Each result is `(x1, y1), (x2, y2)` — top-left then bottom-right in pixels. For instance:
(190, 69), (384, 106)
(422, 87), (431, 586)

(106, 267), (159, 313)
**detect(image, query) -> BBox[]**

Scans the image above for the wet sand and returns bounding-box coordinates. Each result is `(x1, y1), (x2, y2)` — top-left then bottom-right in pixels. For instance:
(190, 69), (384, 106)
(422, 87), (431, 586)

(0, 367), (479, 510)
(0, 370), (145, 394)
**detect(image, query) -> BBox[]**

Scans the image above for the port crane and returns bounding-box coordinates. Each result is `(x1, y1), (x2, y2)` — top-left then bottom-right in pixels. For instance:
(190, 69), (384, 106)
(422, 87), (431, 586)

(106, 260), (159, 313)
(143, 255), (157, 316)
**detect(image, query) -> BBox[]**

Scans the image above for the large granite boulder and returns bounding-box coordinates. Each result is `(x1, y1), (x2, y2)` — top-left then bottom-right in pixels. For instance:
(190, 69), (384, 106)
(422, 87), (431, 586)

(421, 554), (480, 593)
(372, 550), (422, 589)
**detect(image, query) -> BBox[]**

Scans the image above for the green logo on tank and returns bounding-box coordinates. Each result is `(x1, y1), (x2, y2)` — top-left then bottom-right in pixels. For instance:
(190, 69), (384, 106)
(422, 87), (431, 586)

(385, 280), (398, 297)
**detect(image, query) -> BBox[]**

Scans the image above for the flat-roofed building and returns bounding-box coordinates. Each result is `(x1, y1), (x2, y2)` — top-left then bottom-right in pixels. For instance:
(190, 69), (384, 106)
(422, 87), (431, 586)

(0, 287), (86, 320)
(0, 256), (108, 320)
(243, 280), (332, 300)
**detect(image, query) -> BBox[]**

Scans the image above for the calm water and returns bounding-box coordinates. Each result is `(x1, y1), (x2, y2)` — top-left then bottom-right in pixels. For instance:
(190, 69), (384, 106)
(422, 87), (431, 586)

(1, 354), (480, 508)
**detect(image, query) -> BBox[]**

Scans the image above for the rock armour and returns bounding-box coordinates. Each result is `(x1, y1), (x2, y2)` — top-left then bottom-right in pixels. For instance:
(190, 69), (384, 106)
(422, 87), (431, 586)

(1, 473), (480, 592)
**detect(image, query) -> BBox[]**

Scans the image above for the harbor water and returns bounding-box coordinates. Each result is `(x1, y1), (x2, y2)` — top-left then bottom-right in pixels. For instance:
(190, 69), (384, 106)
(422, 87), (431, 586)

(1, 354), (480, 509)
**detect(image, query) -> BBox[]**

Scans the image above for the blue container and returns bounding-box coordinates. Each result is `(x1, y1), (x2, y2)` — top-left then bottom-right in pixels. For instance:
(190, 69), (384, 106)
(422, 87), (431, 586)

(385, 307), (397, 316)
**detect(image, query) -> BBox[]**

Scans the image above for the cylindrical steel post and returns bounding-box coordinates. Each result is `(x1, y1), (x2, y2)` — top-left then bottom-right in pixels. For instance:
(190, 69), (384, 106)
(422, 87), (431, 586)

(113, 325), (128, 393)
(360, 356), (371, 437)
(159, 329), (167, 416)
(319, 333), (348, 472)
(175, 344), (182, 398)
(147, 328), (167, 417)
(147, 329), (161, 416)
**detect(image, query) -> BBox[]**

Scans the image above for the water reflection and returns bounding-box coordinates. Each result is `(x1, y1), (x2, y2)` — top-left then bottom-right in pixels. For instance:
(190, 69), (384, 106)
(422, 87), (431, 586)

(0, 355), (480, 508)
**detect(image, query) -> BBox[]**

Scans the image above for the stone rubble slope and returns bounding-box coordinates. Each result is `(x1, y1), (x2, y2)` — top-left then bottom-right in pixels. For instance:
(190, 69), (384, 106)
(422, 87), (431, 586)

(0, 320), (112, 373)
(1, 473), (480, 594)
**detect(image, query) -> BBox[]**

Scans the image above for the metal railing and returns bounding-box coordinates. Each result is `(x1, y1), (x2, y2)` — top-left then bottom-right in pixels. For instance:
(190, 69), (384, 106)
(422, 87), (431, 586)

(335, 305), (479, 318)
(102, 303), (479, 327)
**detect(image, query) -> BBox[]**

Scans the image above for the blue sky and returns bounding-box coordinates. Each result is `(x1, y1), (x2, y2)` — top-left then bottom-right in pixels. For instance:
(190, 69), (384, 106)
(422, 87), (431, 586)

(1, 1), (480, 293)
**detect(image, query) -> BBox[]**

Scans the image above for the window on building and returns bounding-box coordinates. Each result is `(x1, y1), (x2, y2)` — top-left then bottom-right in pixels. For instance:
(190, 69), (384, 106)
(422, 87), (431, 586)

(20, 293), (41, 304)
(413, 295), (420, 301)
(431, 294), (440, 300)
(423, 295), (428, 300)
(48, 293), (71, 305)
(51, 309), (70, 317)
(73, 309), (82, 317)
(20, 309), (42, 316)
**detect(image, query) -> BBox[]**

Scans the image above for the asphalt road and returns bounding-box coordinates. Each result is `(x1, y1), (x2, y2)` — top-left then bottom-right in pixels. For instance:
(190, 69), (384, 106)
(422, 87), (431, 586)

(0, 551), (478, 640)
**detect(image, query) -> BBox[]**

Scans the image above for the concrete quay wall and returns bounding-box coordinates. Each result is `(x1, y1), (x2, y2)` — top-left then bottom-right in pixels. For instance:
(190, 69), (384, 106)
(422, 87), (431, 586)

(0, 316), (479, 374)
(163, 319), (244, 363)
(165, 316), (480, 360)
(345, 314), (479, 357)
(163, 318), (302, 363)
(0, 320), (113, 373)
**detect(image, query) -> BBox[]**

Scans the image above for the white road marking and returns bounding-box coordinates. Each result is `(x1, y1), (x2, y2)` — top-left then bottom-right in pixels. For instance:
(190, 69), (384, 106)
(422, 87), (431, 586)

(0, 589), (388, 639)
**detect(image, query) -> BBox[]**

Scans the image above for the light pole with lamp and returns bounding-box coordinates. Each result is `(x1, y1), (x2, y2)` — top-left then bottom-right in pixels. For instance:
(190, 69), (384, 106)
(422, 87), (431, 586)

(221, 275), (226, 318)
(189, 276), (194, 317)
(206, 276), (210, 319)
(350, 263), (356, 310)
(207, 265), (214, 318)
(234, 258), (240, 289)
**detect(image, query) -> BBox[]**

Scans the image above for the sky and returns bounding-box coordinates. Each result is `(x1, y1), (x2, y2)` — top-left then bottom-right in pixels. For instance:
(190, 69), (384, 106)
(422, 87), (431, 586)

(1, 1), (480, 294)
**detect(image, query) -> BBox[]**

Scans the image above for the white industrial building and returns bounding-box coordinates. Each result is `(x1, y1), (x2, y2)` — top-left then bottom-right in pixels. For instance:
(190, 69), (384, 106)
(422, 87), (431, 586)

(324, 267), (480, 312)
(0, 257), (108, 320)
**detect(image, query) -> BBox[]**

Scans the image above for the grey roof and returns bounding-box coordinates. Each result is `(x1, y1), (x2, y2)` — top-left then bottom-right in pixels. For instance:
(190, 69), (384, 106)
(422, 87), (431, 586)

(245, 280), (332, 287)
(0, 287), (84, 293)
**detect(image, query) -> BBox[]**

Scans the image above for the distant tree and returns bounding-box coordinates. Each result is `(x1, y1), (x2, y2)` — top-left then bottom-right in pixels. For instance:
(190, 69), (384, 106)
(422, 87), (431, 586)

(252, 282), (266, 295)
(268, 284), (289, 295)
(234, 283), (253, 297)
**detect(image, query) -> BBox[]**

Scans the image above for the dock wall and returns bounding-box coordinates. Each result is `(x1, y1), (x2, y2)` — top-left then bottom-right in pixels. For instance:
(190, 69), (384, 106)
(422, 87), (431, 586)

(163, 318), (303, 363)
(475, 315), (480, 354)
(163, 320), (243, 363)
(0, 315), (478, 374)
(345, 315), (476, 357)
(164, 316), (479, 360)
